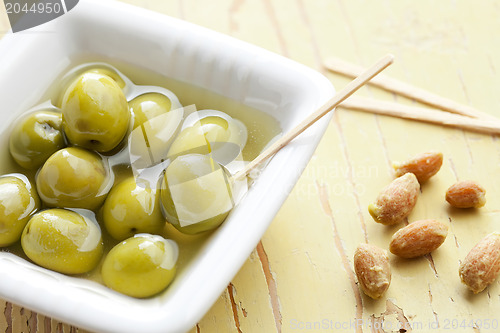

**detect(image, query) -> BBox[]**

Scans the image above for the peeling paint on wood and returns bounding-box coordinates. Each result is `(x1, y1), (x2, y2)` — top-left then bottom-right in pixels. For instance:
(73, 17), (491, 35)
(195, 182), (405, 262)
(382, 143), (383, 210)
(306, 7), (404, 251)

(1, 0), (499, 332)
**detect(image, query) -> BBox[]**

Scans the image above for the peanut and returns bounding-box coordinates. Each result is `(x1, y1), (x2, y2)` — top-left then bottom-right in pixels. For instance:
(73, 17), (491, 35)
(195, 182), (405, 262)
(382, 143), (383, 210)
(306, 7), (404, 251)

(389, 219), (448, 258)
(393, 151), (443, 183)
(446, 180), (486, 208)
(459, 232), (500, 294)
(354, 243), (391, 299)
(368, 173), (420, 225)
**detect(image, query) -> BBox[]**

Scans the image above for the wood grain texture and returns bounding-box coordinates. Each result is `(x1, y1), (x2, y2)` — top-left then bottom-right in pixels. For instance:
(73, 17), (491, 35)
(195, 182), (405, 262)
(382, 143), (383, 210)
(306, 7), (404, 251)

(1, 0), (500, 332)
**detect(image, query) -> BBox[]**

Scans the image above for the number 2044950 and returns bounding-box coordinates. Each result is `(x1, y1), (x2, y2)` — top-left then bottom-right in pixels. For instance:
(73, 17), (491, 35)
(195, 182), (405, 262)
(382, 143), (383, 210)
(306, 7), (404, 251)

(443, 319), (498, 330)
(5, 2), (63, 14)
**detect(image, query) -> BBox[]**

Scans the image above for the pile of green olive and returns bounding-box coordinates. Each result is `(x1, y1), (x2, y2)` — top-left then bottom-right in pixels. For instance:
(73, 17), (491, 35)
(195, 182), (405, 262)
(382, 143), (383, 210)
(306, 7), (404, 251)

(1, 65), (249, 298)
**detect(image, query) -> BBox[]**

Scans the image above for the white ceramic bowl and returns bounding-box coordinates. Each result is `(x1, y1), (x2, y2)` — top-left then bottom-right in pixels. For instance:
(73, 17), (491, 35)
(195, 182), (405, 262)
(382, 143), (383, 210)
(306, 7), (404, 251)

(0, 1), (334, 332)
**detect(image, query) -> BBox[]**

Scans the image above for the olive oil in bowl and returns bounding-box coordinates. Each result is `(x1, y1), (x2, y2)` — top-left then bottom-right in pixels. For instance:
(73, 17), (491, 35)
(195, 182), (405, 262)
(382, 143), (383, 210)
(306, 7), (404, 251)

(0, 59), (282, 293)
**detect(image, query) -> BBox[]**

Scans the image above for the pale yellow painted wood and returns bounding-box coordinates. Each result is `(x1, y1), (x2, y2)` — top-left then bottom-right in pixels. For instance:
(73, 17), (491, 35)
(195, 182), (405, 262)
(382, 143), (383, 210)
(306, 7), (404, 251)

(234, 54), (394, 180)
(229, 249), (277, 332)
(0, 0), (8, 34)
(1, 0), (500, 332)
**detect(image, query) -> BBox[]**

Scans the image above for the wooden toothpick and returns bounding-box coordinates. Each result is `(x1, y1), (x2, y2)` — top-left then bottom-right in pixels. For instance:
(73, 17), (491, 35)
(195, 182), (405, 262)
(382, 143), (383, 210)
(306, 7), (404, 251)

(340, 96), (500, 136)
(324, 56), (497, 121)
(232, 54), (395, 181)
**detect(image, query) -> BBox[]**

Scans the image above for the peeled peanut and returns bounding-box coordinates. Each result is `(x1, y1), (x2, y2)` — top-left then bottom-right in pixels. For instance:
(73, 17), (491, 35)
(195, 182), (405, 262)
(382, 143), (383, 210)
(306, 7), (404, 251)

(389, 219), (448, 258)
(393, 151), (443, 183)
(446, 180), (486, 208)
(368, 173), (420, 225)
(459, 232), (500, 293)
(354, 243), (391, 299)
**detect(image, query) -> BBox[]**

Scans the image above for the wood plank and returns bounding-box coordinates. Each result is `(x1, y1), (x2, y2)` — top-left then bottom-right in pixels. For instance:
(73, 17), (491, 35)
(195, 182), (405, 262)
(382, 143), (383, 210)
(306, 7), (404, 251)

(1, 0), (500, 332)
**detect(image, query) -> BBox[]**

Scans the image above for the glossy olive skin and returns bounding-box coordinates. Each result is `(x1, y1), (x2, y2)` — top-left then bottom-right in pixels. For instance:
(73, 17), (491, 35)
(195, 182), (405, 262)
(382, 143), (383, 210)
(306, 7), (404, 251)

(129, 93), (172, 129)
(9, 111), (65, 169)
(0, 174), (40, 247)
(167, 115), (245, 159)
(160, 154), (233, 234)
(102, 177), (164, 241)
(85, 68), (126, 89)
(61, 72), (130, 152)
(101, 234), (178, 298)
(36, 147), (110, 210)
(21, 208), (103, 274)
(55, 68), (126, 108)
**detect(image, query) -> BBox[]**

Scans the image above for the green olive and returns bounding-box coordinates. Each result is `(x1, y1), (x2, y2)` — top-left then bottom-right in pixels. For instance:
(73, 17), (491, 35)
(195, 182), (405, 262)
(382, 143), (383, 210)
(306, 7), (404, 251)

(84, 68), (126, 90)
(127, 92), (180, 164)
(129, 93), (172, 129)
(21, 208), (103, 274)
(61, 72), (130, 152)
(160, 154), (233, 234)
(55, 68), (126, 108)
(101, 234), (178, 298)
(36, 147), (110, 210)
(9, 111), (65, 169)
(0, 174), (40, 247)
(167, 115), (246, 159)
(102, 177), (165, 241)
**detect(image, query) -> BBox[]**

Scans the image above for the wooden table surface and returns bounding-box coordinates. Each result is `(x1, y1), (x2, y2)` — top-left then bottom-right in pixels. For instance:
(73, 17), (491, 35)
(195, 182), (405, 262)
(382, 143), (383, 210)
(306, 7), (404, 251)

(2, 0), (500, 332)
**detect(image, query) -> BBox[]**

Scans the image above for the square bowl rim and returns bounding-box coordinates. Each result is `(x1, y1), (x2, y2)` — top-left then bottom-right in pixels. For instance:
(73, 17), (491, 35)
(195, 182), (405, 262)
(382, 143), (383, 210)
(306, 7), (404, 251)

(0, 1), (335, 332)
